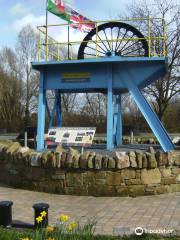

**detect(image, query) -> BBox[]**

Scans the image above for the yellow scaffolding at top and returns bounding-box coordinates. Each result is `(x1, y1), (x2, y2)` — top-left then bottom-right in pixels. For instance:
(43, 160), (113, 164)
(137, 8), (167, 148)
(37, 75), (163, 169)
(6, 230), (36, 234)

(36, 16), (167, 62)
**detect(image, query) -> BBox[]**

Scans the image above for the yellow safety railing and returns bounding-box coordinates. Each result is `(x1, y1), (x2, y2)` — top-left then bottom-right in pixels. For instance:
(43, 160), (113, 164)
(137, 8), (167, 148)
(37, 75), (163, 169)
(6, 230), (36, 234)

(36, 17), (167, 62)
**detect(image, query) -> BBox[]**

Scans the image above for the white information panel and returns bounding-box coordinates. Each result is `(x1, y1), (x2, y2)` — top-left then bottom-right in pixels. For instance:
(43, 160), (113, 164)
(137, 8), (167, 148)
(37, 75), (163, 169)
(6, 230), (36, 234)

(46, 127), (96, 146)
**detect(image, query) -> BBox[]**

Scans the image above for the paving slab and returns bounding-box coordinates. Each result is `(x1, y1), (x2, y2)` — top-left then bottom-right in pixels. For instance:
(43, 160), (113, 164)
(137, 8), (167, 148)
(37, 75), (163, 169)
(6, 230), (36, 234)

(0, 186), (179, 236)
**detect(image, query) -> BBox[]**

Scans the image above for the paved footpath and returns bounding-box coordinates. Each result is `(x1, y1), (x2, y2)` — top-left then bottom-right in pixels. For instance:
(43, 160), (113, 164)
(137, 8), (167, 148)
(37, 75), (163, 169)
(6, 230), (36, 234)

(0, 186), (179, 236)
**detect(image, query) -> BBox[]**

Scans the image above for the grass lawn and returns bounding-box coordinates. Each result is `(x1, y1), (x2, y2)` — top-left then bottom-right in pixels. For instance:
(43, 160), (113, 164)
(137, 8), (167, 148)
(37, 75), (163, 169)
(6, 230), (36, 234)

(0, 228), (179, 240)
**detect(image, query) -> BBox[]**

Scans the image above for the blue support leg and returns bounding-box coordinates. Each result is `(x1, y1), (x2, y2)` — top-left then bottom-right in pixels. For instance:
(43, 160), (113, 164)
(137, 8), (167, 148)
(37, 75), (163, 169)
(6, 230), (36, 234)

(113, 96), (117, 146)
(117, 95), (122, 145)
(45, 96), (51, 121)
(55, 90), (62, 127)
(37, 71), (46, 151)
(125, 79), (174, 152)
(49, 98), (56, 129)
(107, 65), (114, 150)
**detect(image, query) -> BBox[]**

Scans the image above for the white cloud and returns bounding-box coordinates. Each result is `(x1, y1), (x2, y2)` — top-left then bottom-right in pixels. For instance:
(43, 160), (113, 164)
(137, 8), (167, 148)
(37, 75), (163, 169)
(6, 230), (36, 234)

(12, 14), (46, 32)
(9, 3), (29, 16)
(44, 24), (86, 57)
(51, 28), (85, 43)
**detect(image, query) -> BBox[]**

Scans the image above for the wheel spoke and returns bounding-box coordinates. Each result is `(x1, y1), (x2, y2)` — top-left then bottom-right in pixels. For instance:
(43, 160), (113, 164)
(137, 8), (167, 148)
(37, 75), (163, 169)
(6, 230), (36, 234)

(102, 29), (111, 51)
(122, 46), (144, 55)
(84, 52), (104, 57)
(111, 27), (113, 51)
(120, 40), (138, 53)
(86, 45), (106, 55)
(115, 29), (128, 52)
(115, 27), (121, 52)
(90, 39), (108, 53)
(118, 34), (135, 53)
(97, 33), (111, 52)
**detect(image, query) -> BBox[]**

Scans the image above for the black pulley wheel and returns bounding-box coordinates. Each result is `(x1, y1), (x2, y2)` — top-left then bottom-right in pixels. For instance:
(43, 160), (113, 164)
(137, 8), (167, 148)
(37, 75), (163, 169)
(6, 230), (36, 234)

(78, 22), (148, 59)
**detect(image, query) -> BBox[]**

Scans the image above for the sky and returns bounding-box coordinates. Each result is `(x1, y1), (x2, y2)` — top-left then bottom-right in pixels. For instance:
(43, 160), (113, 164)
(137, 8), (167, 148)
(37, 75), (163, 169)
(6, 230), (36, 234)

(0, 0), (127, 49)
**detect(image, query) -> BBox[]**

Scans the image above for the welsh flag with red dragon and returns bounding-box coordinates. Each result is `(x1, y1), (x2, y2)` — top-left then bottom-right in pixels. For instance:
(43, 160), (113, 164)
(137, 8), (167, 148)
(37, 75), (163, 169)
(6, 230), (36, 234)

(47, 0), (95, 32)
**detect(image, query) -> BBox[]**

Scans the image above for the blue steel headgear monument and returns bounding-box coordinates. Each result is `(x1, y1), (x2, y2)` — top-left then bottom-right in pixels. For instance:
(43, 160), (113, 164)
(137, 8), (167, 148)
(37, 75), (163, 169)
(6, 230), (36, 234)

(33, 18), (174, 152)
(0, 0), (179, 238)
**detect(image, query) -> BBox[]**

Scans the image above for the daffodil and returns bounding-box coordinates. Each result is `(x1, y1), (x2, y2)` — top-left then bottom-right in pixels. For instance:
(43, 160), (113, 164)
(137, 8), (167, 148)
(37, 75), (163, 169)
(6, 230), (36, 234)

(36, 215), (43, 223)
(67, 224), (73, 232)
(70, 221), (77, 229)
(40, 210), (47, 218)
(66, 221), (77, 232)
(59, 214), (69, 222)
(46, 225), (54, 232)
(47, 238), (55, 240)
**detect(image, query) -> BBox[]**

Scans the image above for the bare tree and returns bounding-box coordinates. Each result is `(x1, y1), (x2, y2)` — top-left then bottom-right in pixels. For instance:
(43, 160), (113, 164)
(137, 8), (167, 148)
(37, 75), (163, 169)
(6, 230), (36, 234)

(61, 93), (78, 112)
(81, 93), (106, 124)
(0, 66), (24, 131)
(46, 90), (78, 113)
(0, 47), (19, 79)
(16, 25), (39, 125)
(125, 0), (180, 121)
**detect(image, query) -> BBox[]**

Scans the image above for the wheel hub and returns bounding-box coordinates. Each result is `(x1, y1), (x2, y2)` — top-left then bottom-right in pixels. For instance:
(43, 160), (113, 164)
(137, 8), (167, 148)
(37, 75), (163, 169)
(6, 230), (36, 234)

(105, 51), (121, 57)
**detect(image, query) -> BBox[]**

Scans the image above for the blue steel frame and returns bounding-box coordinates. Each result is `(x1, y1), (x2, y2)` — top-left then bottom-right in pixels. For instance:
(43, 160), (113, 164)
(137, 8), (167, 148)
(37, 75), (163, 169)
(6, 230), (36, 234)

(37, 69), (46, 151)
(114, 95), (122, 146)
(46, 90), (62, 129)
(32, 56), (174, 152)
(107, 64), (114, 150)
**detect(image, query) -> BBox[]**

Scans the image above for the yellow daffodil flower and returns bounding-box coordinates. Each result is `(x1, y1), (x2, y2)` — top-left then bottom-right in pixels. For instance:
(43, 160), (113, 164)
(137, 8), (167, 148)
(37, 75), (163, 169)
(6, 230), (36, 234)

(36, 215), (43, 223)
(66, 221), (78, 232)
(71, 221), (77, 229)
(47, 238), (55, 240)
(46, 225), (54, 232)
(67, 224), (73, 232)
(40, 211), (47, 218)
(59, 214), (69, 222)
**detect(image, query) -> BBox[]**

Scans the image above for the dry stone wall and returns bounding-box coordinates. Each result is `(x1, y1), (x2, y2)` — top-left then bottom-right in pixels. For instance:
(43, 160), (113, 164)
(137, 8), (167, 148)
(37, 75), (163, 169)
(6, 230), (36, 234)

(0, 141), (179, 197)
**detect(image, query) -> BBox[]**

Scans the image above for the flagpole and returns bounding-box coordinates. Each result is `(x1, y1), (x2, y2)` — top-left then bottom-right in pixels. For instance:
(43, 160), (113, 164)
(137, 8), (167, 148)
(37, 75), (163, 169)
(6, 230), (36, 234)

(46, 0), (48, 61)
(68, 23), (70, 60)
